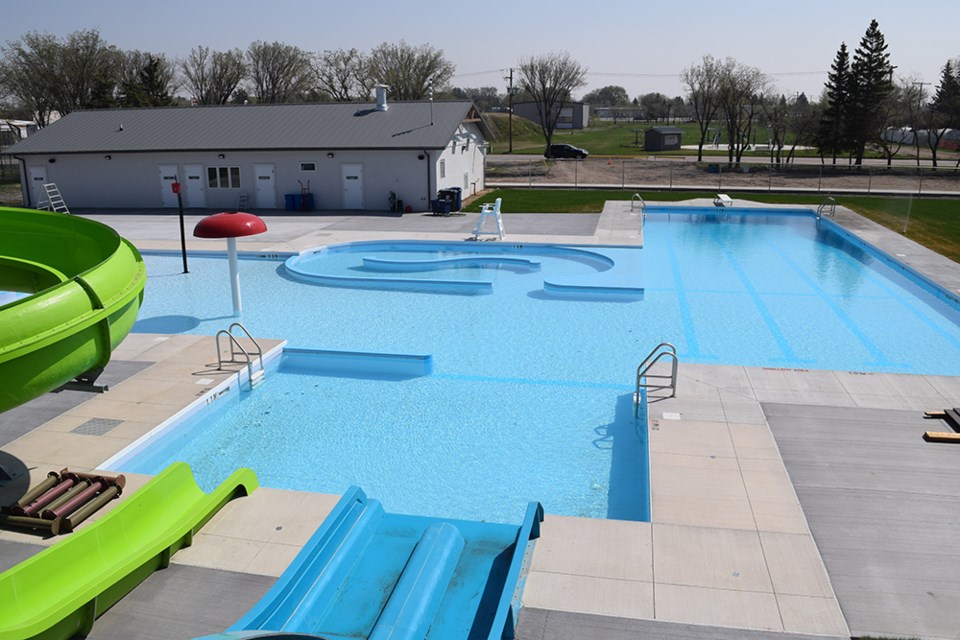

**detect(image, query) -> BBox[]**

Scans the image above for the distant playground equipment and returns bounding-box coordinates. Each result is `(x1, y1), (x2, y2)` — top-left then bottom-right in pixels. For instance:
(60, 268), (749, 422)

(1, 468), (126, 535)
(199, 486), (543, 640)
(474, 197), (505, 240)
(0, 462), (258, 640)
(0, 206), (146, 413)
(194, 211), (268, 317)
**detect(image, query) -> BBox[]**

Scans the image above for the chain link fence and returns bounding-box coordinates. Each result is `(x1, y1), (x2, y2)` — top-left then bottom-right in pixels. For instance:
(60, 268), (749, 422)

(487, 157), (960, 196)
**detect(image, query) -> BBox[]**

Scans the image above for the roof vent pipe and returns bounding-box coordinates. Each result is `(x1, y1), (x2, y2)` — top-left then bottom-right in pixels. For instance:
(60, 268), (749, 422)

(375, 84), (389, 111)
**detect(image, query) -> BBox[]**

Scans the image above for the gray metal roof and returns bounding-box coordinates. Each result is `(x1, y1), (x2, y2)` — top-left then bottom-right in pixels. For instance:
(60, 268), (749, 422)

(8, 101), (485, 155)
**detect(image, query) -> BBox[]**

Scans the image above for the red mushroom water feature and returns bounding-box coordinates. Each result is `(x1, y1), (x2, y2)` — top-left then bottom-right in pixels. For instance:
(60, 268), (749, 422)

(194, 211), (267, 316)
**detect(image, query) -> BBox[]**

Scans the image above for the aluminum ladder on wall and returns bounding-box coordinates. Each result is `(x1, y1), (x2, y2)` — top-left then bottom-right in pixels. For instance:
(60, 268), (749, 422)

(42, 183), (71, 214)
(634, 342), (678, 417)
(215, 322), (265, 389)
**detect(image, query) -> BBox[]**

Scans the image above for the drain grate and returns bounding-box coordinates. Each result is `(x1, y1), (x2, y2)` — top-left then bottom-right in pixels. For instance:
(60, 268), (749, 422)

(71, 417), (123, 436)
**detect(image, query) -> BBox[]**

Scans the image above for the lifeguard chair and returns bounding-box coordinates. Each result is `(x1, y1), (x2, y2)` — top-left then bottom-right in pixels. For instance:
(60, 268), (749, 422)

(474, 197), (505, 241)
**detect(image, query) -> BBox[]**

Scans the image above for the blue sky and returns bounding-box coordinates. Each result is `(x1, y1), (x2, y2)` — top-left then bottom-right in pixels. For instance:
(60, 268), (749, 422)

(2, 0), (955, 101)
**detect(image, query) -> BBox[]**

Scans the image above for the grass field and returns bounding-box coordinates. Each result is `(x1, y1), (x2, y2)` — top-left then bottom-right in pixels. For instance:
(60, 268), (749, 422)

(465, 189), (960, 264)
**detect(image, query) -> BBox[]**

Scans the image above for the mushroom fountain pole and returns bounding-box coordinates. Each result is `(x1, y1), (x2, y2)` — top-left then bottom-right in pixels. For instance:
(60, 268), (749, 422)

(193, 211), (268, 317)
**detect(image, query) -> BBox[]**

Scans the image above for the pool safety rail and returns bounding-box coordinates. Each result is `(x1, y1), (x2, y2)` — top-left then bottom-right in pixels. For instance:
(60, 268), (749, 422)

(635, 342), (678, 416)
(817, 196), (837, 219)
(1, 469), (125, 535)
(215, 322), (265, 389)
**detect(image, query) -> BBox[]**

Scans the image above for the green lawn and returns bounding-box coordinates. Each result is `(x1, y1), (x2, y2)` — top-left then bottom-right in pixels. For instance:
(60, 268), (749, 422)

(466, 189), (960, 264)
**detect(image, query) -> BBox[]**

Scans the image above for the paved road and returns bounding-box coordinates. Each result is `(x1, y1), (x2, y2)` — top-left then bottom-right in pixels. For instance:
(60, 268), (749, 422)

(489, 153), (959, 169)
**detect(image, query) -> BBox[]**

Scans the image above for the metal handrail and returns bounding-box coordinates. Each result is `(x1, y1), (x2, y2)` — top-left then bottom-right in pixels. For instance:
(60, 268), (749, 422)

(214, 322), (264, 387)
(817, 196), (836, 219)
(631, 193), (646, 212)
(634, 342), (678, 416)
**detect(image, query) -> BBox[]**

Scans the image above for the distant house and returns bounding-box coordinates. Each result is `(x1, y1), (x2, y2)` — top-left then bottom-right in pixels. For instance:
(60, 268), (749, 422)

(8, 89), (489, 212)
(512, 101), (590, 130)
(644, 126), (683, 151)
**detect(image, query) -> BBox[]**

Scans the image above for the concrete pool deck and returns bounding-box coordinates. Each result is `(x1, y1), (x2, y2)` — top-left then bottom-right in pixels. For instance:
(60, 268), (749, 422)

(2, 199), (960, 639)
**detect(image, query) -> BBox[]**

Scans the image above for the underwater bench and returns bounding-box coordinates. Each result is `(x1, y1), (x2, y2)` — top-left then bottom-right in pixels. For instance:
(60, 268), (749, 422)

(0, 462), (258, 640)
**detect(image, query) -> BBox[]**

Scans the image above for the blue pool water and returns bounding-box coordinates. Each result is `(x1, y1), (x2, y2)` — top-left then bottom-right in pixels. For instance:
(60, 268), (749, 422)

(113, 209), (960, 521)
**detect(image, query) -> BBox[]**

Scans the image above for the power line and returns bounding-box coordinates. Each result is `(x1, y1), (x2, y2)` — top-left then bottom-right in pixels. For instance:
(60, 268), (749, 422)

(452, 68), (828, 81)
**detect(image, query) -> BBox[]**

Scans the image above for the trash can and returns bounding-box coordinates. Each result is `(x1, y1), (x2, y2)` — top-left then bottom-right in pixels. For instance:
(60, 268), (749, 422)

(301, 193), (315, 211)
(438, 187), (462, 211)
(431, 199), (452, 215)
(285, 194), (297, 211)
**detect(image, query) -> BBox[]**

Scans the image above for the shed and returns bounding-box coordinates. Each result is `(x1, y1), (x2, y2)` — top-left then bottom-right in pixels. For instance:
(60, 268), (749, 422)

(8, 93), (489, 213)
(644, 126), (683, 151)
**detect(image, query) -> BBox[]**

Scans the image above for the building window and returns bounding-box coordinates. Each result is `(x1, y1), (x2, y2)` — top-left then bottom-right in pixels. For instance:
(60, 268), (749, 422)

(207, 166), (241, 189)
(300, 162), (316, 172)
(439, 159), (446, 179)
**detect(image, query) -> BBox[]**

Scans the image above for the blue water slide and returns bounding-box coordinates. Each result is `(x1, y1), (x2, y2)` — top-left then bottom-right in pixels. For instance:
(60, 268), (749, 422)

(197, 487), (542, 640)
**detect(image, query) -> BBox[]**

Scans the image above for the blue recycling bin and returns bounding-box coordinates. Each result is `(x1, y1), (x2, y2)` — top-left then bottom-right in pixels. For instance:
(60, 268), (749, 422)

(285, 194), (297, 211)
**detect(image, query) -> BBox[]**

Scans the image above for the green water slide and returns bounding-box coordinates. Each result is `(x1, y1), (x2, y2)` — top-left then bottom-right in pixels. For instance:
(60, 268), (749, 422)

(0, 206), (146, 413)
(0, 462), (259, 640)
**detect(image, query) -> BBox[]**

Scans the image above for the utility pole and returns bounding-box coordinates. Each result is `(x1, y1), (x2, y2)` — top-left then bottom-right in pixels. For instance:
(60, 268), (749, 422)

(505, 68), (515, 154)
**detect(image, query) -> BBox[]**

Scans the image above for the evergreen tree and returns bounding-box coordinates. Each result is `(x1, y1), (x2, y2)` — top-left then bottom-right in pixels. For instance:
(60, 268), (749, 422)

(927, 60), (960, 167)
(847, 19), (894, 165)
(817, 42), (851, 164)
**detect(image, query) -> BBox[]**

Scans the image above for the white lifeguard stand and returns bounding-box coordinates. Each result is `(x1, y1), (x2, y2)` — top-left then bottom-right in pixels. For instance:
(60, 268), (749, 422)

(474, 197), (505, 241)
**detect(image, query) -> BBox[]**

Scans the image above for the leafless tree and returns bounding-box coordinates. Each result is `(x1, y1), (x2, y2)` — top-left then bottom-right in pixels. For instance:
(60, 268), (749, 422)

(759, 91), (789, 165)
(681, 55), (722, 161)
(517, 50), (587, 154)
(874, 76), (915, 166)
(315, 48), (372, 101)
(366, 41), (454, 101)
(182, 46), (247, 105)
(0, 29), (120, 121)
(717, 58), (769, 164)
(246, 41), (314, 104)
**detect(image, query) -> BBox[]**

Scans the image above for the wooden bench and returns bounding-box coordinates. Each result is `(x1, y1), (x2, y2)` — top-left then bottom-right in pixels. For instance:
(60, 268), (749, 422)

(714, 193), (733, 207)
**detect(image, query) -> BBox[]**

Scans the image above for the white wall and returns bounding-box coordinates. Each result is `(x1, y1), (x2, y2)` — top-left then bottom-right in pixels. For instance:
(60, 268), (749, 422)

(434, 122), (487, 199)
(19, 148), (467, 212)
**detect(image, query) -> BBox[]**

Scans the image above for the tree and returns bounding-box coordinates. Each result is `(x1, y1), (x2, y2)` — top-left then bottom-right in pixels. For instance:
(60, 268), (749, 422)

(0, 31), (59, 125)
(928, 59), (960, 167)
(246, 41), (314, 104)
(315, 48), (371, 101)
(785, 94), (820, 164)
(716, 58), (768, 164)
(759, 92), (790, 165)
(0, 29), (120, 122)
(117, 52), (176, 107)
(366, 41), (454, 101)
(874, 76), (917, 166)
(681, 55), (722, 162)
(449, 86), (502, 112)
(816, 42), (851, 164)
(181, 46), (247, 105)
(581, 85), (629, 106)
(847, 19), (894, 165)
(517, 51), (587, 155)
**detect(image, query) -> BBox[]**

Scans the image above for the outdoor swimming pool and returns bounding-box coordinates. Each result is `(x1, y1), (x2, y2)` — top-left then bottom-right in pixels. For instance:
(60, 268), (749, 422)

(110, 208), (960, 522)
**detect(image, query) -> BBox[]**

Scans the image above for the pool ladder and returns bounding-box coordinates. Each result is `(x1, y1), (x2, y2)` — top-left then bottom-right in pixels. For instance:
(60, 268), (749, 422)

(817, 196), (837, 220)
(215, 322), (265, 389)
(634, 342), (678, 417)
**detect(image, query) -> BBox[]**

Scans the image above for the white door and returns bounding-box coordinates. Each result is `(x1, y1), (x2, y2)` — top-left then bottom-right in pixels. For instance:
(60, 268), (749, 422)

(27, 166), (47, 207)
(183, 163), (206, 208)
(253, 164), (276, 208)
(340, 163), (364, 209)
(158, 164), (179, 208)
